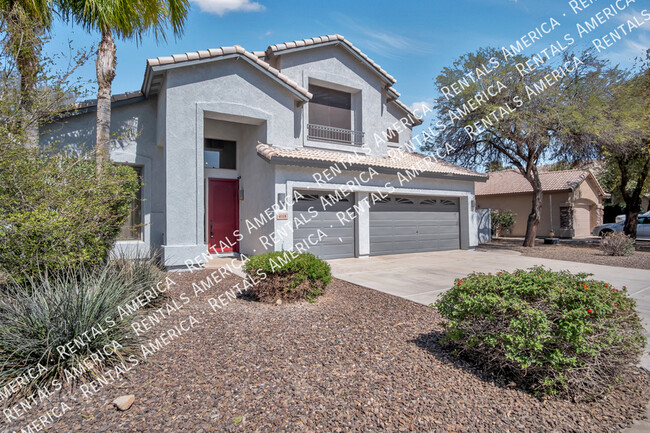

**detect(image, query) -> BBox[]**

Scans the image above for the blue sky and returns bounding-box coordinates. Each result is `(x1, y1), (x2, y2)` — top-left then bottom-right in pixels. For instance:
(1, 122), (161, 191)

(45, 0), (649, 130)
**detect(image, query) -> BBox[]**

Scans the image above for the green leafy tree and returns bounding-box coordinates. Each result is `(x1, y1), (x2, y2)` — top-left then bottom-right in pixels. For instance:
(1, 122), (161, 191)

(0, 0), (53, 147)
(0, 30), (138, 281)
(590, 56), (650, 238)
(57, 0), (189, 167)
(425, 48), (604, 246)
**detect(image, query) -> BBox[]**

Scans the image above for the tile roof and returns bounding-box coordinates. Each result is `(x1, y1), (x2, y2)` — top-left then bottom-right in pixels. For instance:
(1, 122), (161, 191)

(257, 143), (486, 180)
(74, 91), (144, 110)
(146, 45), (313, 99)
(475, 169), (604, 196)
(74, 36), (414, 120)
(266, 34), (396, 84)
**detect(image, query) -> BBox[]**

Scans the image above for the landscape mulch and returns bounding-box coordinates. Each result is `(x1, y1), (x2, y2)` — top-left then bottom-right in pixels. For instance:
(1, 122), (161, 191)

(478, 238), (650, 270)
(2, 270), (648, 433)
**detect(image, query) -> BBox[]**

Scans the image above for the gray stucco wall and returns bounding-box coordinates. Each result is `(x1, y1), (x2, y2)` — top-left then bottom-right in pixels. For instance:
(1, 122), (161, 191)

(161, 57), (296, 266)
(277, 44), (414, 156)
(203, 118), (274, 258)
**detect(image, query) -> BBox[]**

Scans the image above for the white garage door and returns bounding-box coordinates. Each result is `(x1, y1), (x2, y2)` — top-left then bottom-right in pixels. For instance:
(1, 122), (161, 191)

(293, 192), (355, 259)
(370, 196), (460, 255)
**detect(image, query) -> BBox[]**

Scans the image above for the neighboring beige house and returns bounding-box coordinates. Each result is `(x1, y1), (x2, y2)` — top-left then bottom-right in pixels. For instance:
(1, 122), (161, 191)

(475, 169), (608, 238)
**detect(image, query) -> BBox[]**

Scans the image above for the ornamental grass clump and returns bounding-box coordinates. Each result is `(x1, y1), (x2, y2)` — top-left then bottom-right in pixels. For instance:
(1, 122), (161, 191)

(0, 258), (165, 399)
(435, 267), (645, 400)
(243, 251), (332, 303)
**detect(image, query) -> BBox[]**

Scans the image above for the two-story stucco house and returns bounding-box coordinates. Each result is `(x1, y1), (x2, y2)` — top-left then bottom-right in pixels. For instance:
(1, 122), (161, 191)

(42, 35), (486, 268)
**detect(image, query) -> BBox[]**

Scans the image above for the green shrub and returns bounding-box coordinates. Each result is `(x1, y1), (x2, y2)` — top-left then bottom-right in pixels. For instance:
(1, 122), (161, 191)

(491, 209), (516, 236)
(243, 251), (332, 303)
(434, 267), (645, 400)
(600, 232), (635, 256)
(0, 143), (139, 282)
(0, 258), (165, 398)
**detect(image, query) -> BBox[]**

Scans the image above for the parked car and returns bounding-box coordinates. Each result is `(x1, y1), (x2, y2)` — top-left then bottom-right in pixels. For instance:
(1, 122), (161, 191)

(614, 210), (650, 222)
(592, 215), (650, 238)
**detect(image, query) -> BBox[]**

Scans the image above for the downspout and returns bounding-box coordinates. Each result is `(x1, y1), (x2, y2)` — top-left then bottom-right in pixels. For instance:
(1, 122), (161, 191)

(549, 194), (553, 234)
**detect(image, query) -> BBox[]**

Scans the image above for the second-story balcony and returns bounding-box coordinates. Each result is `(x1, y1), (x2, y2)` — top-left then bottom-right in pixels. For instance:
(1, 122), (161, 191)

(307, 124), (364, 146)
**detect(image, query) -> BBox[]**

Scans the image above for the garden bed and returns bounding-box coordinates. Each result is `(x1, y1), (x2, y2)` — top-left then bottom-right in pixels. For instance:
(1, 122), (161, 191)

(1, 270), (648, 432)
(478, 238), (650, 270)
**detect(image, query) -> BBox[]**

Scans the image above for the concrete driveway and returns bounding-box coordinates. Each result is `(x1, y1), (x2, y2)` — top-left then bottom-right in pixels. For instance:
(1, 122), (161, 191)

(329, 249), (650, 367)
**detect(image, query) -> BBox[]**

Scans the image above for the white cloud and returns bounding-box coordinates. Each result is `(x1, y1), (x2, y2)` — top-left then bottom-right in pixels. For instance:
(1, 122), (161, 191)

(191, 0), (265, 16)
(410, 100), (434, 114)
(335, 15), (431, 58)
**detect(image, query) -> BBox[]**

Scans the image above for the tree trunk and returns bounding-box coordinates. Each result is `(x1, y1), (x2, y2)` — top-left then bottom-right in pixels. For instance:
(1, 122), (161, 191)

(6, 6), (42, 148)
(623, 207), (639, 238)
(523, 167), (543, 247)
(95, 29), (117, 169)
(620, 156), (649, 239)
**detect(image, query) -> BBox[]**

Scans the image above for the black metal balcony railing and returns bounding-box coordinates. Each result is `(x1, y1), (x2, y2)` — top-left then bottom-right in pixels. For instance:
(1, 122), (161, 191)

(307, 124), (364, 146)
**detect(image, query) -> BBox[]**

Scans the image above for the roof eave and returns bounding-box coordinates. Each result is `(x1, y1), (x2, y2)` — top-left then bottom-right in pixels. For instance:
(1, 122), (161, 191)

(258, 153), (488, 182)
(475, 188), (572, 197)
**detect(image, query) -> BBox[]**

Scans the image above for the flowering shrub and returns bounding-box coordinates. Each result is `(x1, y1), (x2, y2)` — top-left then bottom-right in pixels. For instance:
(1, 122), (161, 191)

(435, 267), (645, 400)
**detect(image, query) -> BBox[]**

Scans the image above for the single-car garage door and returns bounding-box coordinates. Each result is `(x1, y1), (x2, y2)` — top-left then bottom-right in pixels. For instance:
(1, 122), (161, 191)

(293, 192), (355, 259)
(370, 196), (460, 255)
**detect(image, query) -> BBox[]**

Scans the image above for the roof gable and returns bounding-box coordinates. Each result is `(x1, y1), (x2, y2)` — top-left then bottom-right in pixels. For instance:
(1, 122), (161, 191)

(265, 34), (396, 85)
(143, 45), (312, 101)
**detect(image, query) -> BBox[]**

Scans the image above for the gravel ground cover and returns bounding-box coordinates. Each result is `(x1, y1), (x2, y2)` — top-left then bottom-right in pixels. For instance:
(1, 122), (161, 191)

(2, 270), (648, 433)
(478, 238), (650, 270)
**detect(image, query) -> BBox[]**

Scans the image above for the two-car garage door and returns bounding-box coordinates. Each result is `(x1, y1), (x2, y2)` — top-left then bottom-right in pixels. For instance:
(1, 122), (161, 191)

(292, 191), (460, 259)
(369, 196), (460, 255)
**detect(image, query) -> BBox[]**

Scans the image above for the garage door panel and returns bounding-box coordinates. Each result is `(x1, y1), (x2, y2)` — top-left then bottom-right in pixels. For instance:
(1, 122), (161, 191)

(293, 192), (354, 260)
(370, 196), (460, 256)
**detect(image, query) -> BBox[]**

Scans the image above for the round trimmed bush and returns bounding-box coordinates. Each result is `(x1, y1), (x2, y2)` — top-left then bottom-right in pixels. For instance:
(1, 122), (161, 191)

(243, 251), (332, 303)
(434, 266), (645, 400)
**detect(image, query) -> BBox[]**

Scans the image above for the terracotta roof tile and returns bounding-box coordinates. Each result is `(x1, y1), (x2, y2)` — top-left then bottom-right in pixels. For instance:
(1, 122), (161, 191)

(257, 143), (486, 179)
(475, 169), (603, 196)
(146, 46), (312, 99)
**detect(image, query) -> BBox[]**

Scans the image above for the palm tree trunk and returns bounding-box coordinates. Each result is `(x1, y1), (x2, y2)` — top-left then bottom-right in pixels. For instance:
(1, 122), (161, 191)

(523, 167), (543, 247)
(95, 28), (116, 169)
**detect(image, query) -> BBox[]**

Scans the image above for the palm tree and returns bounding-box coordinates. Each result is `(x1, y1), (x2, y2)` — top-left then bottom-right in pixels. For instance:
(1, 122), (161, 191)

(58, 0), (189, 166)
(0, 0), (53, 147)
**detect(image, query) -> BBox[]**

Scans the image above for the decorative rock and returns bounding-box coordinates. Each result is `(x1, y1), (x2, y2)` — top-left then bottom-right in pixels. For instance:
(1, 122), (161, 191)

(112, 395), (135, 411)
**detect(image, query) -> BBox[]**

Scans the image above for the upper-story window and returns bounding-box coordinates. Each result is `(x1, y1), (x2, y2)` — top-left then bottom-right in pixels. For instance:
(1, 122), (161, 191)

(205, 139), (236, 169)
(309, 84), (351, 129)
(308, 84), (363, 146)
(386, 129), (399, 144)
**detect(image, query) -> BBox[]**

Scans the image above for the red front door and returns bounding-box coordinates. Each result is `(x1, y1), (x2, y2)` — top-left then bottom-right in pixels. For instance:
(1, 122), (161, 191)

(208, 179), (239, 253)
